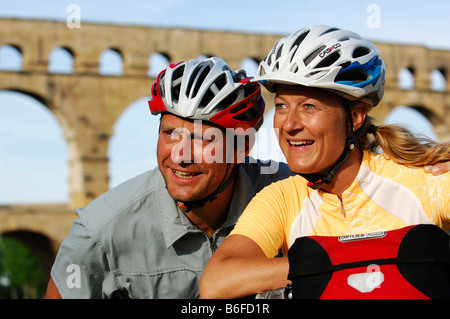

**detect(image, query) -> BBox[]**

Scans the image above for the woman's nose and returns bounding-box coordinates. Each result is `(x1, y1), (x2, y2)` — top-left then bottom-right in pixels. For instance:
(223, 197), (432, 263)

(279, 110), (305, 134)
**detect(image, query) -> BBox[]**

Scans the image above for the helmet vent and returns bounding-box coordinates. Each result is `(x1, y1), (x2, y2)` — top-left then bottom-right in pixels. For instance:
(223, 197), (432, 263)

(199, 73), (227, 107)
(234, 104), (258, 121)
(319, 27), (340, 36)
(336, 69), (369, 83)
(214, 90), (239, 113)
(193, 65), (211, 99)
(258, 66), (266, 76)
(338, 61), (351, 70)
(304, 45), (326, 66)
(353, 46), (372, 58)
(273, 61), (280, 71)
(289, 30), (310, 62)
(231, 90), (258, 121)
(199, 92), (214, 108)
(214, 73), (227, 91)
(305, 70), (325, 79)
(290, 64), (299, 73)
(266, 52), (275, 67)
(315, 51), (340, 69)
(232, 69), (246, 83)
(275, 43), (284, 61)
(170, 65), (185, 103)
(158, 72), (166, 100)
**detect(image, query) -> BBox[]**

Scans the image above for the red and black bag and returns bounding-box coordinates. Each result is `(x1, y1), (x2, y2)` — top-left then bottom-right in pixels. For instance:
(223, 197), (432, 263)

(287, 224), (450, 299)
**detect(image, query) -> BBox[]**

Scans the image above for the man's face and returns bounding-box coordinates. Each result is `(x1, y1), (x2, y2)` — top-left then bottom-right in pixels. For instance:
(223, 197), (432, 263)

(157, 114), (231, 203)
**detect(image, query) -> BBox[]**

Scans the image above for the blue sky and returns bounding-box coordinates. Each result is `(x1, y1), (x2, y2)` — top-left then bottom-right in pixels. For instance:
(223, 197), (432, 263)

(0, 0), (448, 204)
(1, 0), (450, 49)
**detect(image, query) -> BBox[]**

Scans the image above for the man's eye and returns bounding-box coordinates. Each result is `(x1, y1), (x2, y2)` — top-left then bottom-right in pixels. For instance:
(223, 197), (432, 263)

(304, 104), (315, 109)
(275, 103), (286, 109)
(162, 129), (174, 136)
(194, 136), (213, 144)
(163, 129), (182, 140)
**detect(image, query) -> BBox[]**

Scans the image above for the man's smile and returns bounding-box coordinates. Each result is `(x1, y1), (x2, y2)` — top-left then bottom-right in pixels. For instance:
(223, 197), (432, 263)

(173, 169), (202, 179)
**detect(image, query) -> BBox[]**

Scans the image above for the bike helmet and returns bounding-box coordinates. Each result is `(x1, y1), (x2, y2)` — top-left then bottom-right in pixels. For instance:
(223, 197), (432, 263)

(149, 56), (265, 132)
(255, 25), (385, 107)
(148, 57), (265, 212)
(255, 26), (386, 189)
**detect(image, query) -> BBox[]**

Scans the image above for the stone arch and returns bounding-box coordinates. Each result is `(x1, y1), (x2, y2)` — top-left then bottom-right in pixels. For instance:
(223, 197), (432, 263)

(398, 67), (415, 90)
(108, 96), (158, 188)
(430, 68), (446, 92)
(1, 230), (55, 277)
(48, 46), (74, 74)
(0, 44), (23, 71)
(0, 90), (69, 204)
(408, 104), (441, 126)
(99, 48), (124, 76)
(148, 52), (170, 78)
(383, 105), (438, 140)
(0, 230), (54, 298)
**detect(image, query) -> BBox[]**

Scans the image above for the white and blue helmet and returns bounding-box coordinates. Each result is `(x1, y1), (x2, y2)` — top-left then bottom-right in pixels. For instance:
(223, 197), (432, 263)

(254, 25), (385, 107)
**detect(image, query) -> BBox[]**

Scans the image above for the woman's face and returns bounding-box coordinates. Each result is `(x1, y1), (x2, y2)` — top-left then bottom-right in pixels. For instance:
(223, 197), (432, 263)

(273, 85), (349, 175)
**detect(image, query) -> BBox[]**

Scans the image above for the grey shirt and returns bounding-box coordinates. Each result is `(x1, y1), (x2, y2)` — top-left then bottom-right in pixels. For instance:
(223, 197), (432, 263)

(51, 158), (293, 298)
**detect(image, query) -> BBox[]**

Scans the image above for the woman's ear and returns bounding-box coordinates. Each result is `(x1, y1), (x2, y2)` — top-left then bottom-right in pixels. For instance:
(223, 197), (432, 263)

(351, 103), (368, 131)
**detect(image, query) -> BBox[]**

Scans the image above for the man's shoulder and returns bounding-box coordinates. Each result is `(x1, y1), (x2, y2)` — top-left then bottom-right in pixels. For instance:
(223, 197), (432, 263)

(241, 157), (293, 180)
(76, 167), (163, 233)
(240, 157), (294, 192)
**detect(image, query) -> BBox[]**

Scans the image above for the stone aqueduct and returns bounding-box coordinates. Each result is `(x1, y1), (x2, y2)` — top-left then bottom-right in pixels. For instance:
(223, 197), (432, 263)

(0, 18), (449, 275)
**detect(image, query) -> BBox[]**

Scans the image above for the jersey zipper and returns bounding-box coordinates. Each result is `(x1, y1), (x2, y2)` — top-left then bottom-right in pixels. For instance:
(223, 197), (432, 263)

(339, 197), (346, 218)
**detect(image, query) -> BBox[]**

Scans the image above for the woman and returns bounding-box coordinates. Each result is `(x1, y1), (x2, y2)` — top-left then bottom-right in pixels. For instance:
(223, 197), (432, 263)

(199, 26), (450, 299)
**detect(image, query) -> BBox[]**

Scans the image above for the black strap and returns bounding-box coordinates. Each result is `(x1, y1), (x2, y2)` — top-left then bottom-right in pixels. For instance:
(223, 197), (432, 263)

(179, 163), (239, 212)
(289, 256), (449, 278)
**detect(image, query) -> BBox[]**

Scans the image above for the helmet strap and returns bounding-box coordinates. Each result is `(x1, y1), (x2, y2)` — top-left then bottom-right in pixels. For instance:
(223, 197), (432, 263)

(178, 163), (239, 213)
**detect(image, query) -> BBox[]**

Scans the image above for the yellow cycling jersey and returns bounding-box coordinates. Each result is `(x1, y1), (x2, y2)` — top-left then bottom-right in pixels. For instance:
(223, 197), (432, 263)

(230, 150), (450, 258)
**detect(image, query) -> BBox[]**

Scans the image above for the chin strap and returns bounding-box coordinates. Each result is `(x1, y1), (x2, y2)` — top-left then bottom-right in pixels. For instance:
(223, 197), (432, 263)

(300, 100), (367, 190)
(178, 163), (239, 213)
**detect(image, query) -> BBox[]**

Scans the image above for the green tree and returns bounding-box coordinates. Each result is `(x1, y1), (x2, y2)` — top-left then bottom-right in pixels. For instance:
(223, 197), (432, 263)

(0, 236), (47, 298)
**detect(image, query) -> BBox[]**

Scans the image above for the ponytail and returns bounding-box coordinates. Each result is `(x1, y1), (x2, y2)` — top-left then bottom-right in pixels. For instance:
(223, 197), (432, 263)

(360, 116), (450, 166)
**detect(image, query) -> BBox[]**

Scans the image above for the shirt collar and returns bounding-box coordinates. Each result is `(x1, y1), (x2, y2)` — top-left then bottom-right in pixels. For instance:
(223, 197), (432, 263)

(155, 170), (190, 248)
(157, 164), (256, 248)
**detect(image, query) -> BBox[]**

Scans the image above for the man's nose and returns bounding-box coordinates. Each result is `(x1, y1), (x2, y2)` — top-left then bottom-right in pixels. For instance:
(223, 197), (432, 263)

(171, 134), (195, 164)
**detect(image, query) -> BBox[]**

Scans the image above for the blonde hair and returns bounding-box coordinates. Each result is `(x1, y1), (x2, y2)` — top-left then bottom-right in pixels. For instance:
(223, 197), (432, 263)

(360, 115), (450, 166)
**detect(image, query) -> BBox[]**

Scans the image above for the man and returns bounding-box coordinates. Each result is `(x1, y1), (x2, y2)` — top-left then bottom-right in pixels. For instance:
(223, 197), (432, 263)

(45, 57), (294, 298)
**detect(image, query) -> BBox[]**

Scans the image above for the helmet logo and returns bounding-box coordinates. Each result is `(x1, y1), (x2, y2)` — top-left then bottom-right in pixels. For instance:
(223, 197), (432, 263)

(319, 43), (341, 59)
